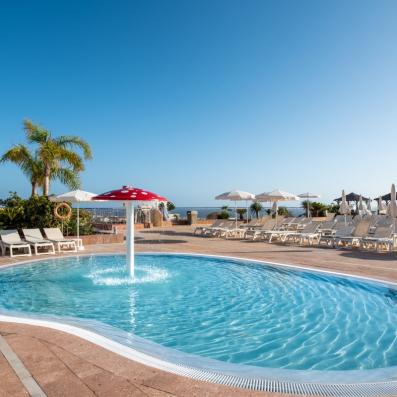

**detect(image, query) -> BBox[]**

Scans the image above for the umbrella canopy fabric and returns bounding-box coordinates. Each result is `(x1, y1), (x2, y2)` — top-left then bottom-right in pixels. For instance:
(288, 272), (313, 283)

(93, 186), (168, 277)
(374, 192), (397, 203)
(378, 196), (387, 213)
(255, 189), (299, 225)
(50, 190), (98, 203)
(298, 192), (321, 217)
(334, 192), (369, 203)
(387, 184), (397, 220)
(50, 190), (98, 250)
(339, 190), (351, 216)
(215, 190), (255, 201)
(298, 192), (321, 199)
(256, 189), (300, 202)
(215, 190), (255, 226)
(94, 186), (167, 202)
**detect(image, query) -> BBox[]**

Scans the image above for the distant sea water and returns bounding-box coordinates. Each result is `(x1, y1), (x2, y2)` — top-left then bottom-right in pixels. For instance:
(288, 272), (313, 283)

(170, 207), (304, 219)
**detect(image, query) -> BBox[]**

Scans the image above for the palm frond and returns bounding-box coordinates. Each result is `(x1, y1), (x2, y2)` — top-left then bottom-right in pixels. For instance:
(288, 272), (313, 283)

(52, 167), (81, 190)
(55, 135), (92, 159)
(23, 119), (50, 144)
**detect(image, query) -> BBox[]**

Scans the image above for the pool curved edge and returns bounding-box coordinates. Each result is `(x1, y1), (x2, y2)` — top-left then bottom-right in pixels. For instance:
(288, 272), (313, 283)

(1, 252), (397, 397)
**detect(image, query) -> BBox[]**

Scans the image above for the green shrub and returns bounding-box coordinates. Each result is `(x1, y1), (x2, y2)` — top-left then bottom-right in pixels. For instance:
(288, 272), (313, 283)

(0, 192), (93, 235)
(218, 210), (230, 219)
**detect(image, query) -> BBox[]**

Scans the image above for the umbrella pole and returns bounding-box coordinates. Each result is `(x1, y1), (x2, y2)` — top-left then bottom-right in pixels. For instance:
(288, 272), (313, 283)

(77, 204), (80, 250)
(126, 201), (135, 278)
(235, 200), (237, 229)
(246, 200), (248, 223)
(307, 199), (310, 218)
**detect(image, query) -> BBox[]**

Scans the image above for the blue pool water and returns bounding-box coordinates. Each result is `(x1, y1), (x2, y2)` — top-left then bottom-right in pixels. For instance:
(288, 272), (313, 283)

(0, 254), (396, 371)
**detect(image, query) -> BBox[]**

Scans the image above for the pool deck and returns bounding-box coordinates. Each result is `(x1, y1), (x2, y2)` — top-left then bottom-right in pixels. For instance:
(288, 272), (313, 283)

(1, 225), (396, 397)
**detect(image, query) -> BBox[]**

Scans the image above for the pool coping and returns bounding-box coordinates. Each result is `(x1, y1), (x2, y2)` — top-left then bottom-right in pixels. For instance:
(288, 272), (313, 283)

(1, 252), (397, 396)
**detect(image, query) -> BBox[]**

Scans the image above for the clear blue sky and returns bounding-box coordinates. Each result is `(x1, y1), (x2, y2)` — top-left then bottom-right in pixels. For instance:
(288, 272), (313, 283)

(1, 0), (396, 206)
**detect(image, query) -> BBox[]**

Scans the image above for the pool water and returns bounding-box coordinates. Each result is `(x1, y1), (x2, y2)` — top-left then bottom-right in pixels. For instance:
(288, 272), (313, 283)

(0, 254), (396, 371)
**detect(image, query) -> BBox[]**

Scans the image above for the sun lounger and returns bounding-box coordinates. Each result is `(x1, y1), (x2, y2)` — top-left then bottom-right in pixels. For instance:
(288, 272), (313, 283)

(318, 225), (355, 247)
(0, 230), (32, 257)
(244, 219), (277, 240)
(194, 219), (223, 236)
(22, 229), (56, 255)
(334, 219), (371, 248)
(202, 220), (232, 237)
(43, 228), (77, 253)
(360, 225), (394, 251)
(281, 222), (320, 245)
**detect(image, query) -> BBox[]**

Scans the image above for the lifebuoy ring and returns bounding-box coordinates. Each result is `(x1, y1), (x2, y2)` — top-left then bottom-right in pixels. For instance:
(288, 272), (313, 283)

(54, 202), (72, 221)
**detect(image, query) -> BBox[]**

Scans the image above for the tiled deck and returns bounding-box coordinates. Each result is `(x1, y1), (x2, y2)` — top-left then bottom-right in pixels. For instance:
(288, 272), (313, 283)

(1, 225), (396, 396)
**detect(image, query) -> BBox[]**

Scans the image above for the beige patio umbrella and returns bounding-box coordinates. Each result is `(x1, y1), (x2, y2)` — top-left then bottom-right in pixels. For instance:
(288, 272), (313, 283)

(298, 192), (321, 217)
(50, 189), (98, 250)
(378, 196), (387, 214)
(387, 184), (397, 234)
(358, 195), (371, 215)
(215, 190), (256, 228)
(339, 190), (351, 225)
(255, 189), (299, 226)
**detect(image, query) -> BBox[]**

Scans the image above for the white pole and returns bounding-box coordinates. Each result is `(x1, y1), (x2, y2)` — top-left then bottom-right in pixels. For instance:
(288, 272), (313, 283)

(126, 201), (135, 278)
(246, 200), (249, 223)
(235, 200), (238, 229)
(77, 203), (80, 250)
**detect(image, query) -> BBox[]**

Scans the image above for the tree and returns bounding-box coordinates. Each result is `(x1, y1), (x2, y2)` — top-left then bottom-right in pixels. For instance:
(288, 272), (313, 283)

(0, 145), (44, 197)
(250, 202), (263, 218)
(167, 202), (176, 211)
(24, 120), (92, 195)
(236, 208), (247, 220)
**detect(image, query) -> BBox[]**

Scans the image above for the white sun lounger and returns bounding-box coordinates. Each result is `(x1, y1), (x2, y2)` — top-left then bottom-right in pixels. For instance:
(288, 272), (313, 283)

(360, 225), (394, 252)
(281, 222), (320, 245)
(43, 228), (77, 253)
(0, 230), (32, 257)
(22, 229), (56, 255)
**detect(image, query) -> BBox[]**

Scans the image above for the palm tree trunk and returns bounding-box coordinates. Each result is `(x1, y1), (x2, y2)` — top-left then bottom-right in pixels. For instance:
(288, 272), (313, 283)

(31, 181), (37, 197)
(43, 164), (51, 196)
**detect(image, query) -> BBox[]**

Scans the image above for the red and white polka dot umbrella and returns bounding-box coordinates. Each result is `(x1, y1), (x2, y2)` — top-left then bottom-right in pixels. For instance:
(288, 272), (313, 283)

(94, 186), (168, 277)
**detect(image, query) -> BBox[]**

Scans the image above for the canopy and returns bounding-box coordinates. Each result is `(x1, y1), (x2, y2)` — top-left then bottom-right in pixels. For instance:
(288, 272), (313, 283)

(387, 184), (397, 221)
(256, 189), (300, 202)
(334, 192), (369, 203)
(339, 190), (351, 221)
(50, 190), (98, 250)
(94, 186), (167, 202)
(378, 196), (387, 213)
(93, 186), (168, 277)
(374, 192), (397, 203)
(215, 190), (255, 226)
(50, 190), (98, 203)
(298, 192), (321, 217)
(215, 190), (255, 201)
(255, 189), (299, 225)
(298, 192), (320, 199)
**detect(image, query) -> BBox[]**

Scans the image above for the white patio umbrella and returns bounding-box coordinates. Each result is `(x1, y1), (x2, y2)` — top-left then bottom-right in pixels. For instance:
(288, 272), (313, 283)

(378, 196), (387, 214)
(387, 184), (397, 234)
(358, 195), (371, 215)
(339, 190), (351, 225)
(215, 190), (255, 228)
(298, 192), (321, 217)
(50, 189), (98, 250)
(255, 189), (299, 226)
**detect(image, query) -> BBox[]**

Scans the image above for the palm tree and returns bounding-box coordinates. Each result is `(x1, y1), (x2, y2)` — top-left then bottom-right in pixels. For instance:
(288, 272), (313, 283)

(24, 120), (92, 196)
(250, 202), (263, 219)
(0, 144), (44, 196)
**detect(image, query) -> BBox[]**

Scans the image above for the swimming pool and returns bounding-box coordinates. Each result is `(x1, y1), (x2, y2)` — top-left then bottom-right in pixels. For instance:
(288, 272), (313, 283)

(0, 253), (397, 395)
